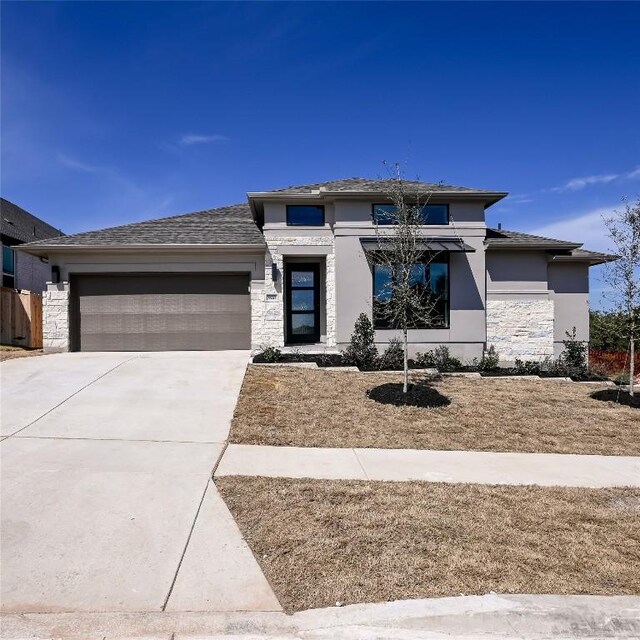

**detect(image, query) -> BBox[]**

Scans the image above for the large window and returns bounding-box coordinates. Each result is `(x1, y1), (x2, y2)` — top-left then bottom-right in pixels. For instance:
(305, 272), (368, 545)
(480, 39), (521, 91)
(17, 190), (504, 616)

(372, 203), (449, 225)
(2, 245), (15, 288)
(286, 205), (325, 226)
(373, 254), (449, 329)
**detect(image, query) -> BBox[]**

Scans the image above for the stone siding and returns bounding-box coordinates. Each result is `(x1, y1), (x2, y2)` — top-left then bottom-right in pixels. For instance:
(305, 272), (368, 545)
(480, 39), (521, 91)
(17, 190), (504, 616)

(486, 298), (554, 362)
(43, 281), (70, 352)
(251, 236), (335, 349)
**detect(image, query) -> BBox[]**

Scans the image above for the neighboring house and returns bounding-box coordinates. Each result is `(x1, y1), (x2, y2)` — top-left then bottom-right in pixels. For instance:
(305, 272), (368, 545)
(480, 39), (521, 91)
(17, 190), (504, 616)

(18, 178), (614, 362)
(1, 198), (63, 293)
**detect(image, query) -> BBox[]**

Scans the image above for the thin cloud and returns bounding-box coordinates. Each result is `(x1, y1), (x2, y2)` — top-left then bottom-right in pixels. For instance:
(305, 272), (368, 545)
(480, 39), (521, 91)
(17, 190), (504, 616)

(550, 165), (640, 193)
(57, 153), (101, 173)
(529, 204), (618, 253)
(179, 133), (229, 145)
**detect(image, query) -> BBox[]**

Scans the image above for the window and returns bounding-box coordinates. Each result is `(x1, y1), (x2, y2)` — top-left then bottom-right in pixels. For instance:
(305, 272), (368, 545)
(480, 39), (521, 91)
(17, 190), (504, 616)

(286, 205), (325, 226)
(373, 253), (449, 329)
(372, 203), (449, 225)
(2, 245), (15, 287)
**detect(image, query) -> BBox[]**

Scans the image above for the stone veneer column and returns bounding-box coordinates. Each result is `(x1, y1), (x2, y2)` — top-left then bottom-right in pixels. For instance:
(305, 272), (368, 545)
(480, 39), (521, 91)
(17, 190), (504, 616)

(486, 298), (554, 362)
(43, 281), (70, 353)
(251, 236), (336, 349)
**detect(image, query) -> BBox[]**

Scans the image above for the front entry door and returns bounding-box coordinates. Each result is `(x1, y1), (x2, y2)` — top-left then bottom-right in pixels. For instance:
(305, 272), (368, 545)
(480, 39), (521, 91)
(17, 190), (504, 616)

(286, 263), (320, 344)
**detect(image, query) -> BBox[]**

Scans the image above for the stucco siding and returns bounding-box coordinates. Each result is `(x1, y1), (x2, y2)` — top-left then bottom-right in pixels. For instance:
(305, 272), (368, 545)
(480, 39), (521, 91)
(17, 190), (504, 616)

(548, 262), (590, 358)
(334, 227), (486, 359)
(486, 250), (549, 292)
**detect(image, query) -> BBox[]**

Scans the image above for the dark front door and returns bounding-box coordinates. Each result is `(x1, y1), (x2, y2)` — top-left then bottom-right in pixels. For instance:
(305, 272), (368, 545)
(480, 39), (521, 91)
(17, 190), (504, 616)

(285, 263), (320, 344)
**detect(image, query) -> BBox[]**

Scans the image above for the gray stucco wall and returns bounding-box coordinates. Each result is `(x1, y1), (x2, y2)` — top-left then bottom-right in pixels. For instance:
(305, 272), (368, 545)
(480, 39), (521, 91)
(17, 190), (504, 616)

(548, 262), (590, 358)
(486, 252), (591, 363)
(262, 199), (489, 359)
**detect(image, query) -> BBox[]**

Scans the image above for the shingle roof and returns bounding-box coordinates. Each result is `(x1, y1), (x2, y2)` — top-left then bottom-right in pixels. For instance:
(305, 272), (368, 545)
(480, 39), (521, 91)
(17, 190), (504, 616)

(21, 203), (264, 248)
(1, 198), (63, 244)
(257, 177), (503, 195)
(485, 228), (581, 249)
(486, 228), (616, 264)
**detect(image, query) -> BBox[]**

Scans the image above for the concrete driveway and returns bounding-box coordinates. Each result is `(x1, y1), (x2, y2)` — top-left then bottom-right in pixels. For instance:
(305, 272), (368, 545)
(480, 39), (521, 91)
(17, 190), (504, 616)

(0, 351), (281, 614)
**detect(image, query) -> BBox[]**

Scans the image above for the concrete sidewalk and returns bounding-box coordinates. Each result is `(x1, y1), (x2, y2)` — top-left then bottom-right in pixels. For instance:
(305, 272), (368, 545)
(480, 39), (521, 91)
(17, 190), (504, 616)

(2, 594), (639, 639)
(216, 444), (640, 488)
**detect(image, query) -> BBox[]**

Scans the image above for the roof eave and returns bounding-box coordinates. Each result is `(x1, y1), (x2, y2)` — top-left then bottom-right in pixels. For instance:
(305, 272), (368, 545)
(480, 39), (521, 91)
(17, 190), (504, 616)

(485, 242), (582, 251)
(248, 190), (508, 206)
(17, 242), (266, 258)
(550, 253), (618, 266)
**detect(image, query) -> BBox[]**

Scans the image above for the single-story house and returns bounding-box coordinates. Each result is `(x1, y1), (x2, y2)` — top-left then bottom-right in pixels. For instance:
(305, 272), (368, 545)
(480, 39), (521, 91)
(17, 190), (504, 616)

(1, 198), (63, 293)
(19, 178), (614, 363)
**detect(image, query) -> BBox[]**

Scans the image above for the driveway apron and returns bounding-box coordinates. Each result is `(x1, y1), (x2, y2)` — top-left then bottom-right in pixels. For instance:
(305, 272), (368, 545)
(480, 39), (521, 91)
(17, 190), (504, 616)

(0, 351), (281, 613)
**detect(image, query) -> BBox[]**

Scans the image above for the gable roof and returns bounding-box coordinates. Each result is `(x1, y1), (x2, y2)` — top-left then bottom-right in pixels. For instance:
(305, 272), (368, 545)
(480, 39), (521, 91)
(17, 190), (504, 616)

(1, 198), (63, 244)
(486, 228), (616, 264)
(20, 203), (265, 252)
(256, 177), (502, 195)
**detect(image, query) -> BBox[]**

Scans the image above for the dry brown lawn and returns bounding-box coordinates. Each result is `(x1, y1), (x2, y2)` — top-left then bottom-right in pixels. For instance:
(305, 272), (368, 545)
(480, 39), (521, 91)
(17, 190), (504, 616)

(0, 345), (44, 362)
(217, 476), (640, 612)
(229, 366), (640, 455)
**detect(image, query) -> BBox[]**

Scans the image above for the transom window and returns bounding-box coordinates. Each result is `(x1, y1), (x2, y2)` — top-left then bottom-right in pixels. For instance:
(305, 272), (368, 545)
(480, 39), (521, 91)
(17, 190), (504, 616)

(373, 253), (449, 329)
(372, 203), (449, 225)
(286, 205), (325, 226)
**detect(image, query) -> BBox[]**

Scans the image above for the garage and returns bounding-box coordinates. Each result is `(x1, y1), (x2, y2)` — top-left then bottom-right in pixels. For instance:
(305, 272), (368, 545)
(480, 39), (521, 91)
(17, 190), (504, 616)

(70, 273), (251, 351)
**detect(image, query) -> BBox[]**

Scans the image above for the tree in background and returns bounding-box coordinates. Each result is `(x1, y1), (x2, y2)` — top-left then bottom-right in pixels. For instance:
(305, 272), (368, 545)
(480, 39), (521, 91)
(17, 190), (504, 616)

(590, 310), (634, 352)
(602, 196), (640, 397)
(372, 165), (446, 393)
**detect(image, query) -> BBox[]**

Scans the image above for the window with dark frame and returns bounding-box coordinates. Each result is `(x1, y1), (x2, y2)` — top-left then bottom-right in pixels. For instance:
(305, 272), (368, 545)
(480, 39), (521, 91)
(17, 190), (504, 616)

(372, 203), (449, 225)
(286, 205), (325, 226)
(2, 245), (15, 288)
(373, 253), (449, 329)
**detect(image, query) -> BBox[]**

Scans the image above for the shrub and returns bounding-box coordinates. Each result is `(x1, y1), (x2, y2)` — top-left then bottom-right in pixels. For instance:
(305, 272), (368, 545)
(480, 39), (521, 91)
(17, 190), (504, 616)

(377, 337), (404, 370)
(342, 313), (378, 369)
(415, 345), (462, 372)
(477, 345), (500, 371)
(514, 359), (541, 375)
(256, 346), (283, 363)
(561, 327), (587, 372)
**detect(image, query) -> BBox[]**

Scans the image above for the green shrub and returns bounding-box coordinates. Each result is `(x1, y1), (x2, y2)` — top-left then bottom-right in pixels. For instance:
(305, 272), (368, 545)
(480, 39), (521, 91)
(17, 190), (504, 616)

(377, 337), (404, 370)
(477, 345), (500, 371)
(514, 359), (541, 375)
(256, 346), (283, 363)
(415, 345), (462, 372)
(560, 327), (587, 372)
(342, 313), (378, 369)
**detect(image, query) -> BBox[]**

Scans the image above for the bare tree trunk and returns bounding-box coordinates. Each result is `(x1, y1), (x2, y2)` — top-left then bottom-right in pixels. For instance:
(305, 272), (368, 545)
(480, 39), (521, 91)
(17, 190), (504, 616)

(630, 328), (635, 398)
(403, 327), (409, 393)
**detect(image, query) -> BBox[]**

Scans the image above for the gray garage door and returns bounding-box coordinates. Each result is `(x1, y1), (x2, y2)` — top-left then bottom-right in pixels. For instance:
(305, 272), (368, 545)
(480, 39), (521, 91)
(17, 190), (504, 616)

(71, 273), (251, 351)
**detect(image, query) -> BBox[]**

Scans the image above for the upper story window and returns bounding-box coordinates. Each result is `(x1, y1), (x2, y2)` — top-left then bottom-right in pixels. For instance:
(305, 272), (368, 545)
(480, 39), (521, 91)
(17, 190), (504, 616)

(2, 245), (15, 288)
(286, 205), (325, 226)
(372, 203), (449, 225)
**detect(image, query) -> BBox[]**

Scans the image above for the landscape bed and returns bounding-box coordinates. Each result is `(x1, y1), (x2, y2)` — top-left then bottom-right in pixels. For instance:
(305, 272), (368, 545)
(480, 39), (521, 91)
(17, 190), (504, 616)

(217, 476), (640, 613)
(229, 366), (640, 454)
(251, 351), (610, 382)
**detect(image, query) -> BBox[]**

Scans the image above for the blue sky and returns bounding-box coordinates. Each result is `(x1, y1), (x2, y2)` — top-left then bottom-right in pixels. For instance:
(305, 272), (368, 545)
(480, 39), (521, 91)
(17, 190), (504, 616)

(2, 2), (639, 305)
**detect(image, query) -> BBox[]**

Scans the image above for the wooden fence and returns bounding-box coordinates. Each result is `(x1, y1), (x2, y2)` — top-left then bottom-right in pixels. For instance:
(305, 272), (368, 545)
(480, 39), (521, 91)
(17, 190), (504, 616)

(0, 287), (43, 348)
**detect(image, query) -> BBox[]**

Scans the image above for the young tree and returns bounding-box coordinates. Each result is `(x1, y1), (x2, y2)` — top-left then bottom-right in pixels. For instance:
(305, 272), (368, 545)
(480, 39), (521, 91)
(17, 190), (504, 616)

(603, 196), (640, 397)
(372, 166), (447, 393)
